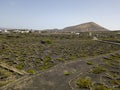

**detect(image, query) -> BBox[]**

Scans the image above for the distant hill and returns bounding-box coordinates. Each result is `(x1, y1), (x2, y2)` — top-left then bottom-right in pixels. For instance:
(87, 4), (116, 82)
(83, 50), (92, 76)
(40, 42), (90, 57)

(63, 22), (110, 32)
(0, 27), (5, 30)
(113, 30), (120, 32)
(0, 27), (10, 30)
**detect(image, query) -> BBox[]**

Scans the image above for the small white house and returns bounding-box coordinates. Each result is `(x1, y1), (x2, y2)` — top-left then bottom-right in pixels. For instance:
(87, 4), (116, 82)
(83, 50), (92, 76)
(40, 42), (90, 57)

(1, 29), (9, 33)
(117, 32), (120, 34)
(4, 29), (8, 33)
(71, 31), (75, 34)
(75, 33), (80, 35)
(20, 30), (30, 33)
(89, 32), (92, 36)
(93, 36), (98, 40)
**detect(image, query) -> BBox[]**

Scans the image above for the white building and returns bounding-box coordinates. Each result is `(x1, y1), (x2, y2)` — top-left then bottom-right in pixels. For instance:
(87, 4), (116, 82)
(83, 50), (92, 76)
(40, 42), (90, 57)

(75, 33), (80, 35)
(1, 29), (9, 33)
(20, 30), (30, 33)
(93, 36), (98, 40)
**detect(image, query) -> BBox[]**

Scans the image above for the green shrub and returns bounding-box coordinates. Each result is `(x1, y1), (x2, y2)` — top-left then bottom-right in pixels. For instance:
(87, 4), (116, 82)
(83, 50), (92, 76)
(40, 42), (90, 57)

(92, 84), (111, 90)
(86, 61), (93, 65)
(64, 70), (70, 75)
(0, 68), (12, 77)
(26, 69), (36, 74)
(16, 64), (24, 70)
(39, 64), (53, 70)
(41, 39), (52, 44)
(44, 56), (52, 61)
(76, 77), (92, 89)
(109, 79), (120, 85)
(0, 81), (8, 87)
(92, 65), (107, 74)
(35, 59), (40, 63)
(57, 58), (65, 61)
(69, 56), (76, 60)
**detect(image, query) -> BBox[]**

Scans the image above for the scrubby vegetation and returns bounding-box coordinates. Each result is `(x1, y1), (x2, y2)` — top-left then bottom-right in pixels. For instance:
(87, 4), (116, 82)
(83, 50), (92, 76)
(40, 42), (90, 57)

(76, 77), (92, 89)
(86, 61), (93, 65)
(0, 67), (20, 87)
(92, 83), (111, 90)
(1, 33), (119, 74)
(92, 65), (107, 74)
(75, 52), (120, 90)
(64, 70), (70, 75)
(0, 32), (120, 88)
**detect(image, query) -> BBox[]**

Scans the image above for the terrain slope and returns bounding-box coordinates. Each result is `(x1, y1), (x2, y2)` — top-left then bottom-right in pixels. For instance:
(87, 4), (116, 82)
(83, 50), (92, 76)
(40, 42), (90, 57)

(63, 22), (109, 32)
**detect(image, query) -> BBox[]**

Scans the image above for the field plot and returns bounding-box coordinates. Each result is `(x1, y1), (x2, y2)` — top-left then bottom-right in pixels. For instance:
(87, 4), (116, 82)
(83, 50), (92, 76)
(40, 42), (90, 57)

(99, 32), (120, 43)
(74, 53), (120, 90)
(2, 50), (120, 90)
(0, 67), (21, 87)
(0, 33), (120, 89)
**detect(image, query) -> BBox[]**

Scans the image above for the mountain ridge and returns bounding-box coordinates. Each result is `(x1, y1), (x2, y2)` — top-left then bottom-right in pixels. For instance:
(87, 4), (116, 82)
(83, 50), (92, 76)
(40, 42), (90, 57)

(63, 22), (110, 32)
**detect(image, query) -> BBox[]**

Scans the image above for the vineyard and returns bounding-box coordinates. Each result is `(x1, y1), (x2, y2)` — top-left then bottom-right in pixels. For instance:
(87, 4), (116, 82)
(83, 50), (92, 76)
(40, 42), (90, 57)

(0, 33), (120, 89)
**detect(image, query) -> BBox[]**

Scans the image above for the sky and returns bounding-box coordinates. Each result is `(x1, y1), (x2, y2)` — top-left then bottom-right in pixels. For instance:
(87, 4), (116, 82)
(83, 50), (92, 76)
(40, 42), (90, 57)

(0, 0), (120, 30)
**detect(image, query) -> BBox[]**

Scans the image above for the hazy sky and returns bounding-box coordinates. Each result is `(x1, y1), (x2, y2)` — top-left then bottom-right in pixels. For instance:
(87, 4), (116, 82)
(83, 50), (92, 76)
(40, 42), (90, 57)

(0, 0), (120, 30)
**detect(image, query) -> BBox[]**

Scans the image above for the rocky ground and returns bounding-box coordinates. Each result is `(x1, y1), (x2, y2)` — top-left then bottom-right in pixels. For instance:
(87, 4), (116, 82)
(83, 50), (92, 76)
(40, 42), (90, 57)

(0, 33), (120, 90)
(1, 50), (120, 90)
